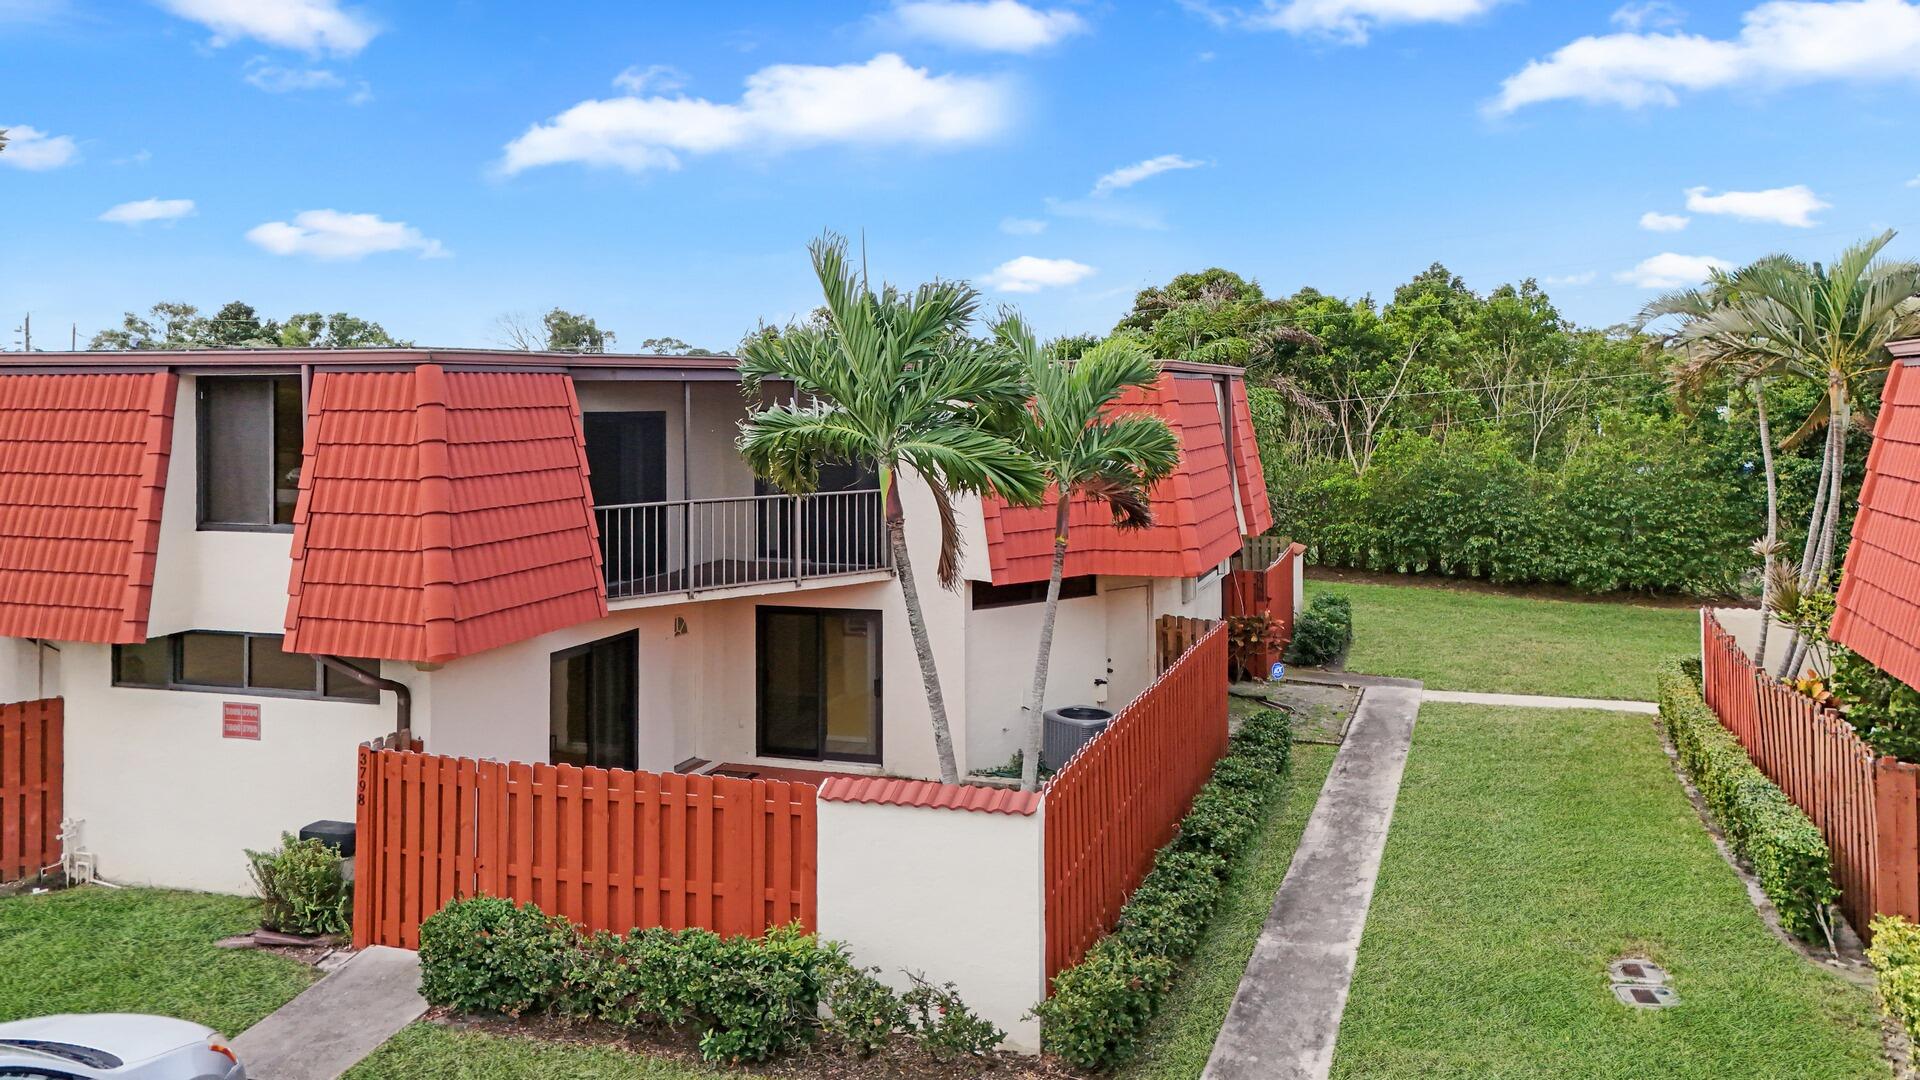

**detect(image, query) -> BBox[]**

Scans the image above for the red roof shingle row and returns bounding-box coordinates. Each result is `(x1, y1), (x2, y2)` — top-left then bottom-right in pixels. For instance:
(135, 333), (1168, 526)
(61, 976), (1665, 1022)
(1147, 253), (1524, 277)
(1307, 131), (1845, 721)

(0, 373), (176, 644)
(816, 775), (1041, 815)
(283, 365), (607, 664)
(980, 369), (1272, 585)
(1834, 358), (1920, 689)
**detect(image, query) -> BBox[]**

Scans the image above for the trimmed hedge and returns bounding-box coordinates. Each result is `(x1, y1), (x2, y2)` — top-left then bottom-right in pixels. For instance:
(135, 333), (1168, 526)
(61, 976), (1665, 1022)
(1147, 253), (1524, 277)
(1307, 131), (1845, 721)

(1657, 663), (1839, 942)
(416, 899), (1002, 1065)
(1034, 708), (1294, 1070)
(1284, 592), (1352, 667)
(1868, 915), (1920, 1045)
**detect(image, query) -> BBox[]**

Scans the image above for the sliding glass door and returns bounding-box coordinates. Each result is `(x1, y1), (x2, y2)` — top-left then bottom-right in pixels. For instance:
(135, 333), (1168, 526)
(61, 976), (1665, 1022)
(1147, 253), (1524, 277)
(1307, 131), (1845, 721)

(550, 631), (638, 770)
(757, 608), (881, 763)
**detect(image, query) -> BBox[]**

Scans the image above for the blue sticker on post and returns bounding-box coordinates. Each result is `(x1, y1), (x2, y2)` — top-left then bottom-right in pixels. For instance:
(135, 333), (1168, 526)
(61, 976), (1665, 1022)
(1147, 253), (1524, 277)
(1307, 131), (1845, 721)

(1270, 661), (1285, 681)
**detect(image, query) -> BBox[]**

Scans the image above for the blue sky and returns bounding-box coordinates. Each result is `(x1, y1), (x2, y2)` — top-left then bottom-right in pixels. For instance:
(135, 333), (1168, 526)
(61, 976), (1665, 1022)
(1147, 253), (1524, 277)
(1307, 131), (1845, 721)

(5, 0), (1920, 352)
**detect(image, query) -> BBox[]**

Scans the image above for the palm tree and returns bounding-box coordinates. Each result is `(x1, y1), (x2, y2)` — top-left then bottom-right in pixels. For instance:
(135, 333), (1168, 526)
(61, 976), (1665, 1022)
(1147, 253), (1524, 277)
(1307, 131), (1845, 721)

(991, 317), (1180, 791)
(1641, 271), (1787, 665)
(1647, 232), (1920, 676)
(738, 235), (1046, 784)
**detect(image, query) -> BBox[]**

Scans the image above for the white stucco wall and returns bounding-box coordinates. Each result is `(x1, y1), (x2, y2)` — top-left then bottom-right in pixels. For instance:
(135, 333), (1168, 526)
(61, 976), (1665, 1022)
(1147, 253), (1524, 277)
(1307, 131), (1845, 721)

(964, 587), (1124, 771)
(816, 797), (1046, 1053)
(60, 642), (397, 893)
(0, 638), (57, 704)
(146, 376), (297, 639)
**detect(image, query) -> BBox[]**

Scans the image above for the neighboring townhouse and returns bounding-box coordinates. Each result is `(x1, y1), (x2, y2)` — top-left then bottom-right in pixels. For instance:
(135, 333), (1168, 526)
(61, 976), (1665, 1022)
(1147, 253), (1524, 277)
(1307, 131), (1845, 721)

(0, 349), (1269, 892)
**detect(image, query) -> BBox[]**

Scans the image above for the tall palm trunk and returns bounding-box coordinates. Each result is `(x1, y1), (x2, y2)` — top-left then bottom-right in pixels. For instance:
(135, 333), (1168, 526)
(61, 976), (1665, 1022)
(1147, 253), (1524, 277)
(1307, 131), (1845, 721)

(1020, 490), (1072, 792)
(1778, 415), (1838, 677)
(1813, 383), (1850, 582)
(1753, 380), (1778, 666)
(887, 510), (961, 785)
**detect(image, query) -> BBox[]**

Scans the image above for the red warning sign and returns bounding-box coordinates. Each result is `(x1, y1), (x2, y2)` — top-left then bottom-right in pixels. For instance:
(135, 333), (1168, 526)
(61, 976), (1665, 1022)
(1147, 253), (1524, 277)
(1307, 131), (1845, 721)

(222, 701), (261, 740)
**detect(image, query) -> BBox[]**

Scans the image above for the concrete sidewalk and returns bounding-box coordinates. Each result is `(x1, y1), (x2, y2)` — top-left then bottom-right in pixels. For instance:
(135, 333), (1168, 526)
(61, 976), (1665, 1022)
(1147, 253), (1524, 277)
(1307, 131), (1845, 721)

(1420, 688), (1656, 714)
(229, 945), (425, 1080)
(1202, 681), (1421, 1080)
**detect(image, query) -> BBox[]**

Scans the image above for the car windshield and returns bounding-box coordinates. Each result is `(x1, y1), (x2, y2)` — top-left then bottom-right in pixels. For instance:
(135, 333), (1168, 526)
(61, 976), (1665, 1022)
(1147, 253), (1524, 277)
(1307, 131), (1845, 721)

(0, 1040), (122, 1069)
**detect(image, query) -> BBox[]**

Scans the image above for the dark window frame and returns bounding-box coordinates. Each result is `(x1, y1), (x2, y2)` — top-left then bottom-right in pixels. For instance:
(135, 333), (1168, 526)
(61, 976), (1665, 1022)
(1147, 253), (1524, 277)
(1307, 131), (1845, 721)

(548, 630), (640, 771)
(755, 606), (884, 765)
(970, 575), (1098, 610)
(111, 631), (380, 703)
(197, 373), (302, 533)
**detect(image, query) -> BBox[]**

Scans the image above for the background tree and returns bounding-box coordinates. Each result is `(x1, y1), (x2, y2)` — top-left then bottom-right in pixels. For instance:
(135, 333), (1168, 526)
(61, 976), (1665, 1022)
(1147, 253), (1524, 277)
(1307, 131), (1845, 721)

(738, 235), (1044, 784)
(90, 301), (403, 350)
(494, 308), (615, 352)
(992, 315), (1179, 791)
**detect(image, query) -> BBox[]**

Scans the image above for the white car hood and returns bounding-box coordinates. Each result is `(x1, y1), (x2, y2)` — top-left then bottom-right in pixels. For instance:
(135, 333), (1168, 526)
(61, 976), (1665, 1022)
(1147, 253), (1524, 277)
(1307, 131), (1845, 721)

(0, 1013), (217, 1066)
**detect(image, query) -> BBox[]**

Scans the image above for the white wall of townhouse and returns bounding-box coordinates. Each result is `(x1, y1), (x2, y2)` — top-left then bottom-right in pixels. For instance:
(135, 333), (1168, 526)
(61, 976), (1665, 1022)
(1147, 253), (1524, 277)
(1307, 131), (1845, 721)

(816, 794), (1047, 1054)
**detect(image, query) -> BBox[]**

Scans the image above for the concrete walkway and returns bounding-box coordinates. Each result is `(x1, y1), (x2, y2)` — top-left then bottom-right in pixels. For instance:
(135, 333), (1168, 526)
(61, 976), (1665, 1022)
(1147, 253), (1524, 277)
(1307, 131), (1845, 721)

(229, 945), (425, 1080)
(1420, 688), (1656, 714)
(1202, 680), (1421, 1080)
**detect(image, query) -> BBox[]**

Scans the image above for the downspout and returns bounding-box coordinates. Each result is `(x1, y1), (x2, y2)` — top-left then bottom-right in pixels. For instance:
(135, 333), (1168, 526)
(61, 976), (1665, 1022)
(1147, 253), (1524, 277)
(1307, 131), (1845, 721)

(317, 655), (412, 749)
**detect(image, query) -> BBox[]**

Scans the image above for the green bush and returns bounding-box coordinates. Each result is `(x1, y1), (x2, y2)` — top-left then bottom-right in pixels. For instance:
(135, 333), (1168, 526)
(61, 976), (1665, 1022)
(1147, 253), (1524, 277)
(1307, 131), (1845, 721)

(1270, 419), (1755, 595)
(1284, 592), (1352, 667)
(1034, 708), (1294, 1070)
(1657, 663), (1839, 941)
(416, 900), (1001, 1065)
(1868, 915), (1920, 1044)
(902, 973), (1006, 1062)
(1831, 646), (1920, 763)
(244, 833), (351, 937)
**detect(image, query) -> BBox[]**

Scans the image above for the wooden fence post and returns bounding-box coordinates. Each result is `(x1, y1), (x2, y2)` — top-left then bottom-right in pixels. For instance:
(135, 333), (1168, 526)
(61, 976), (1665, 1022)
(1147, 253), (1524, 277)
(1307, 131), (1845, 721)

(1877, 757), (1920, 924)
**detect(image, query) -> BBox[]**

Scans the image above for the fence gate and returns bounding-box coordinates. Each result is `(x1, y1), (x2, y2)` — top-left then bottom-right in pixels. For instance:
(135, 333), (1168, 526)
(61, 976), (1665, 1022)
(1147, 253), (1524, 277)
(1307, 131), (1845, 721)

(354, 746), (817, 949)
(0, 698), (60, 885)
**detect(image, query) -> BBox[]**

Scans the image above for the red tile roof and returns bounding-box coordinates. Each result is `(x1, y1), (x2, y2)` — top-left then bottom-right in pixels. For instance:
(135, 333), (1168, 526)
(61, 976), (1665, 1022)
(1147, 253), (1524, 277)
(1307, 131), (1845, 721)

(283, 365), (606, 663)
(1834, 358), (1920, 689)
(0, 372), (176, 644)
(817, 776), (1041, 815)
(981, 370), (1270, 585)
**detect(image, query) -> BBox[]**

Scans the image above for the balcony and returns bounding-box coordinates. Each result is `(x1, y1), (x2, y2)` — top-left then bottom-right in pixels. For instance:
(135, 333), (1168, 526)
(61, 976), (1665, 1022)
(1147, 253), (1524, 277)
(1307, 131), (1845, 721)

(596, 489), (891, 602)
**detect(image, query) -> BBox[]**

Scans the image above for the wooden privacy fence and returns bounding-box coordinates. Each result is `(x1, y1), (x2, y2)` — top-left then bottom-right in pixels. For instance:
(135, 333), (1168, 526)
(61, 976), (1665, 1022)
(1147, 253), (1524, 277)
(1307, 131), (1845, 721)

(1225, 541), (1303, 677)
(354, 747), (817, 950)
(0, 698), (60, 884)
(1156, 615), (1213, 673)
(1044, 619), (1229, 979)
(1700, 612), (1920, 937)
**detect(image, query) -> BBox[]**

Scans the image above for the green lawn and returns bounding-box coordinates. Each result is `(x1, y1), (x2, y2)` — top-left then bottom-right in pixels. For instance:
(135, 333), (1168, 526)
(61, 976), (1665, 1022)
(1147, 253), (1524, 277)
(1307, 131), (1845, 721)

(1120, 742), (1339, 1079)
(348, 1024), (742, 1080)
(1329, 703), (1885, 1080)
(1308, 578), (1699, 700)
(0, 886), (314, 1038)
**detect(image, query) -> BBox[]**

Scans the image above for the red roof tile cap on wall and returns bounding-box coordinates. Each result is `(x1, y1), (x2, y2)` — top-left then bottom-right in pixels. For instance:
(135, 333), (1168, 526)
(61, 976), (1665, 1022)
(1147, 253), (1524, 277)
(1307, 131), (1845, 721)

(816, 776), (1040, 815)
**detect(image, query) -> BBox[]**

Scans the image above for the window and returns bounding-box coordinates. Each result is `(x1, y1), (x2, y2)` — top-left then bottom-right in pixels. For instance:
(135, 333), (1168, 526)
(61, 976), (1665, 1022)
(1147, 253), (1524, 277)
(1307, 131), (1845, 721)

(970, 575), (1098, 610)
(757, 608), (881, 763)
(112, 631), (379, 702)
(550, 632), (638, 770)
(199, 375), (302, 530)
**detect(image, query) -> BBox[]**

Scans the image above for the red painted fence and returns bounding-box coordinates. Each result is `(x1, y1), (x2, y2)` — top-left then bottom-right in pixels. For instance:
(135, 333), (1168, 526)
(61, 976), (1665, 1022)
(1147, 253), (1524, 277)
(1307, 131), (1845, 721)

(1043, 619), (1230, 979)
(354, 747), (817, 950)
(1225, 541), (1303, 677)
(0, 698), (60, 884)
(1700, 612), (1920, 937)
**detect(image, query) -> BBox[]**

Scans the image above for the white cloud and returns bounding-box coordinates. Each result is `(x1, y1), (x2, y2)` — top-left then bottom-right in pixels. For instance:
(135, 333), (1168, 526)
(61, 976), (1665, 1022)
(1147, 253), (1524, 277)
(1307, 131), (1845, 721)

(99, 197), (196, 225)
(246, 209), (446, 260)
(0, 124), (78, 170)
(1615, 252), (1731, 288)
(244, 61), (344, 92)
(889, 0), (1087, 51)
(1611, 1), (1683, 30)
(613, 64), (687, 94)
(1639, 210), (1691, 231)
(984, 255), (1096, 292)
(1544, 271), (1598, 285)
(1091, 153), (1205, 196)
(1211, 0), (1507, 44)
(1044, 196), (1167, 230)
(1685, 183), (1829, 226)
(1907, 173), (1920, 187)
(157, 0), (377, 55)
(499, 54), (1011, 176)
(1000, 216), (1047, 235)
(1493, 0), (1920, 113)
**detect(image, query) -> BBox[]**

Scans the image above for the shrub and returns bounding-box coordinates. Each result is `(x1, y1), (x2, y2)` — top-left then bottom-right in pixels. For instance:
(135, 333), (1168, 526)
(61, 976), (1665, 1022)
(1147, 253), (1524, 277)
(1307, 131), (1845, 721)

(1831, 646), (1920, 763)
(1284, 592), (1352, 667)
(417, 896), (572, 1016)
(697, 924), (828, 1064)
(902, 973), (1006, 1061)
(244, 833), (351, 937)
(1657, 663), (1839, 942)
(1035, 708), (1295, 1070)
(1869, 915), (1920, 1044)
(819, 947), (909, 1058)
